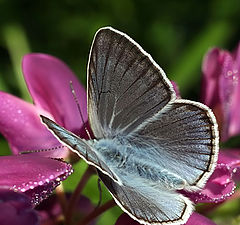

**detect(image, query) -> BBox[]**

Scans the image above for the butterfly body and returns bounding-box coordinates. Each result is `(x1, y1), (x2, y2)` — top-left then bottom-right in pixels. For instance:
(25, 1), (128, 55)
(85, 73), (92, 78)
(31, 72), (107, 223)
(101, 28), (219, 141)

(90, 137), (186, 190)
(41, 27), (219, 225)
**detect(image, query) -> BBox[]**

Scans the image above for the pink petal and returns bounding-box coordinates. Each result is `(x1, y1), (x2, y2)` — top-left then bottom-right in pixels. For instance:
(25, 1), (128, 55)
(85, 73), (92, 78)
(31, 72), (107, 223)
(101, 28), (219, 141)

(232, 42), (240, 62)
(22, 53), (88, 136)
(218, 51), (236, 141)
(115, 213), (141, 225)
(115, 213), (216, 225)
(201, 48), (221, 107)
(185, 212), (217, 225)
(184, 163), (235, 203)
(228, 81), (240, 139)
(0, 189), (39, 225)
(218, 149), (240, 167)
(0, 91), (67, 157)
(0, 154), (73, 205)
(218, 149), (240, 181)
(201, 46), (240, 141)
(171, 81), (181, 98)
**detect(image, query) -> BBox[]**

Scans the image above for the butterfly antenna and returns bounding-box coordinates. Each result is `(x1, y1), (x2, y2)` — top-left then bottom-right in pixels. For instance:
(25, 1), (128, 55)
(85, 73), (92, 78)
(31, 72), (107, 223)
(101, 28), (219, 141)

(69, 81), (92, 139)
(20, 145), (65, 154)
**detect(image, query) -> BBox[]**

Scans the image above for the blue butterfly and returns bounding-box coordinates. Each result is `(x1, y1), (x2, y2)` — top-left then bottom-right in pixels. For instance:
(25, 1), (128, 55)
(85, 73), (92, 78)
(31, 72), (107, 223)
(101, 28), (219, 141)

(41, 27), (219, 225)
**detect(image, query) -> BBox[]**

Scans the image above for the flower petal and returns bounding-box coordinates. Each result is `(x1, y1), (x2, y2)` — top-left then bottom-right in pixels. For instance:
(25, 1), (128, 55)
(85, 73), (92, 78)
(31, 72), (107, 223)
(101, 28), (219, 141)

(0, 91), (67, 157)
(115, 212), (217, 225)
(115, 213), (141, 225)
(185, 212), (217, 225)
(201, 45), (240, 141)
(228, 82), (240, 139)
(171, 81), (181, 98)
(218, 149), (240, 181)
(22, 53), (88, 135)
(0, 189), (39, 225)
(184, 163), (235, 203)
(0, 154), (73, 205)
(201, 48), (221, 107)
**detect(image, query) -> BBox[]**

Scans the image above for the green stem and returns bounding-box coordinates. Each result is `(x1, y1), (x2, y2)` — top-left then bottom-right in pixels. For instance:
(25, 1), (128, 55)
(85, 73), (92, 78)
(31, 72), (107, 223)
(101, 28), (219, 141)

(77, 199), (116, 225)
(55, 184), (68, 215)
(65, 166), (94, 225)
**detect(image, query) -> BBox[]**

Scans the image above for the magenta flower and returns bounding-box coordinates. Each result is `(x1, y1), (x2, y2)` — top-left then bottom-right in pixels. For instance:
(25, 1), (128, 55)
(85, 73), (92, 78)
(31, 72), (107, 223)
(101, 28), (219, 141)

(0, 154), (73, 205)
(0, 53), (90, 224)
(201, 44), (240, 141)
(0, 189), (39, 225)
(115, 212), (217, 225)
(183, 152), (236, 204)
(0, 53), (88, 157)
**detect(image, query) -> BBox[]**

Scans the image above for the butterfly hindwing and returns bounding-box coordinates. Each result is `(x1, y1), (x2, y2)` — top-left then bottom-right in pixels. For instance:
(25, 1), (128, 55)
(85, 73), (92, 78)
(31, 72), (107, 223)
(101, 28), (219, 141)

(98, 171), (193, 225)
(131, 100), (219, 190)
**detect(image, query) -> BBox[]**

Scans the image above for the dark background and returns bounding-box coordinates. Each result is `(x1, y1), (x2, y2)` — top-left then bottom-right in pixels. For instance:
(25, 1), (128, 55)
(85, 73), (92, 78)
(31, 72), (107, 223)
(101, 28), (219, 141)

(1, 0), (240, 99)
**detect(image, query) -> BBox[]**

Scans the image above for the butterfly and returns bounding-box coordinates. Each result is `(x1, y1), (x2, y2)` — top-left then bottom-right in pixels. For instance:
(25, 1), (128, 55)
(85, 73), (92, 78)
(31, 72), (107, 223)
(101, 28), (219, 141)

(41, 27), (219, 225)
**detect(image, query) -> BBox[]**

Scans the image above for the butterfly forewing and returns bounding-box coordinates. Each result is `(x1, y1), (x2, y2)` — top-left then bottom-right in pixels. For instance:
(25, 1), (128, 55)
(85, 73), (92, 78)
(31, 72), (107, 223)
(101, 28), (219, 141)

(40, 116), (120, 183)
(87, 27), (175, 138)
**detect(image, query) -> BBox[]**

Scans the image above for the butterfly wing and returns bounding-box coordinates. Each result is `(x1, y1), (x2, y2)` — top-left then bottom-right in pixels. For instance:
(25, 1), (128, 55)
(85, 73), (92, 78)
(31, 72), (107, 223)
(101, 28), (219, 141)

(88, 27), (219, 190)
(130, 100), (219, 190)
(40, 115), (120, 183)
(87, 27), (175, 138)
(98, 171), (193, 225)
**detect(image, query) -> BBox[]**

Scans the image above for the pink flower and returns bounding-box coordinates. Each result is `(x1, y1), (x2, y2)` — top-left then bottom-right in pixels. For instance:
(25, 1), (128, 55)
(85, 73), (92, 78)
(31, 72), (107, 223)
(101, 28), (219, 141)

(115, 212), (217, 225)
(201, 44), (240, 141)
(0, 53), (88, 157)
(183, 150), (237, 204)
(0, 53), (90, 224)
(0, 155), (73, 205)
(0, 189), (39, 225)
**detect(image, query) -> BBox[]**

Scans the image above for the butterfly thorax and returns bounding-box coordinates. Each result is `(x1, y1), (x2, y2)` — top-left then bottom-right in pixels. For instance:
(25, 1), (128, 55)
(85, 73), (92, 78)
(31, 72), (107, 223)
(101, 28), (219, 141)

(92, 138), (186, 190)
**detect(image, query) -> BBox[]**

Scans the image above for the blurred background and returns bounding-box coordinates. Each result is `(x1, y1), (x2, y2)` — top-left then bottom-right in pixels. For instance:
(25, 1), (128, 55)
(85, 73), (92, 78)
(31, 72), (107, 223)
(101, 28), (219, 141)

(0, 0), (240, 224)
(1, 0), (240, 99)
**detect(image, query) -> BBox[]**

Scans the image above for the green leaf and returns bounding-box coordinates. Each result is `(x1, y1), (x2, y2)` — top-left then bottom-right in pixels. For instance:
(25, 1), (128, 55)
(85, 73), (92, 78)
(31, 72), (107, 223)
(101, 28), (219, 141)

(2, 24), (32, 102)
(169, 21), (233, 97)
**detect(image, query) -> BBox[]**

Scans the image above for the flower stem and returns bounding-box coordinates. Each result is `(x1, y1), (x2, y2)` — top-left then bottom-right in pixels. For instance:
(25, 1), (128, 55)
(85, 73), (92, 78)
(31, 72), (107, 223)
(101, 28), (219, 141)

(77, 199), (116, 225)
(65, 166), (94, 225)
(55, 183), (68, 214)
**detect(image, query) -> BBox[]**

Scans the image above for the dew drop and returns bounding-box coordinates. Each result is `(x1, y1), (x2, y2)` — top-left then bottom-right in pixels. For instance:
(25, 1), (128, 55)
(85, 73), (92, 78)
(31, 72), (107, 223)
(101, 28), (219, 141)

(227, 70), (233, 76)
